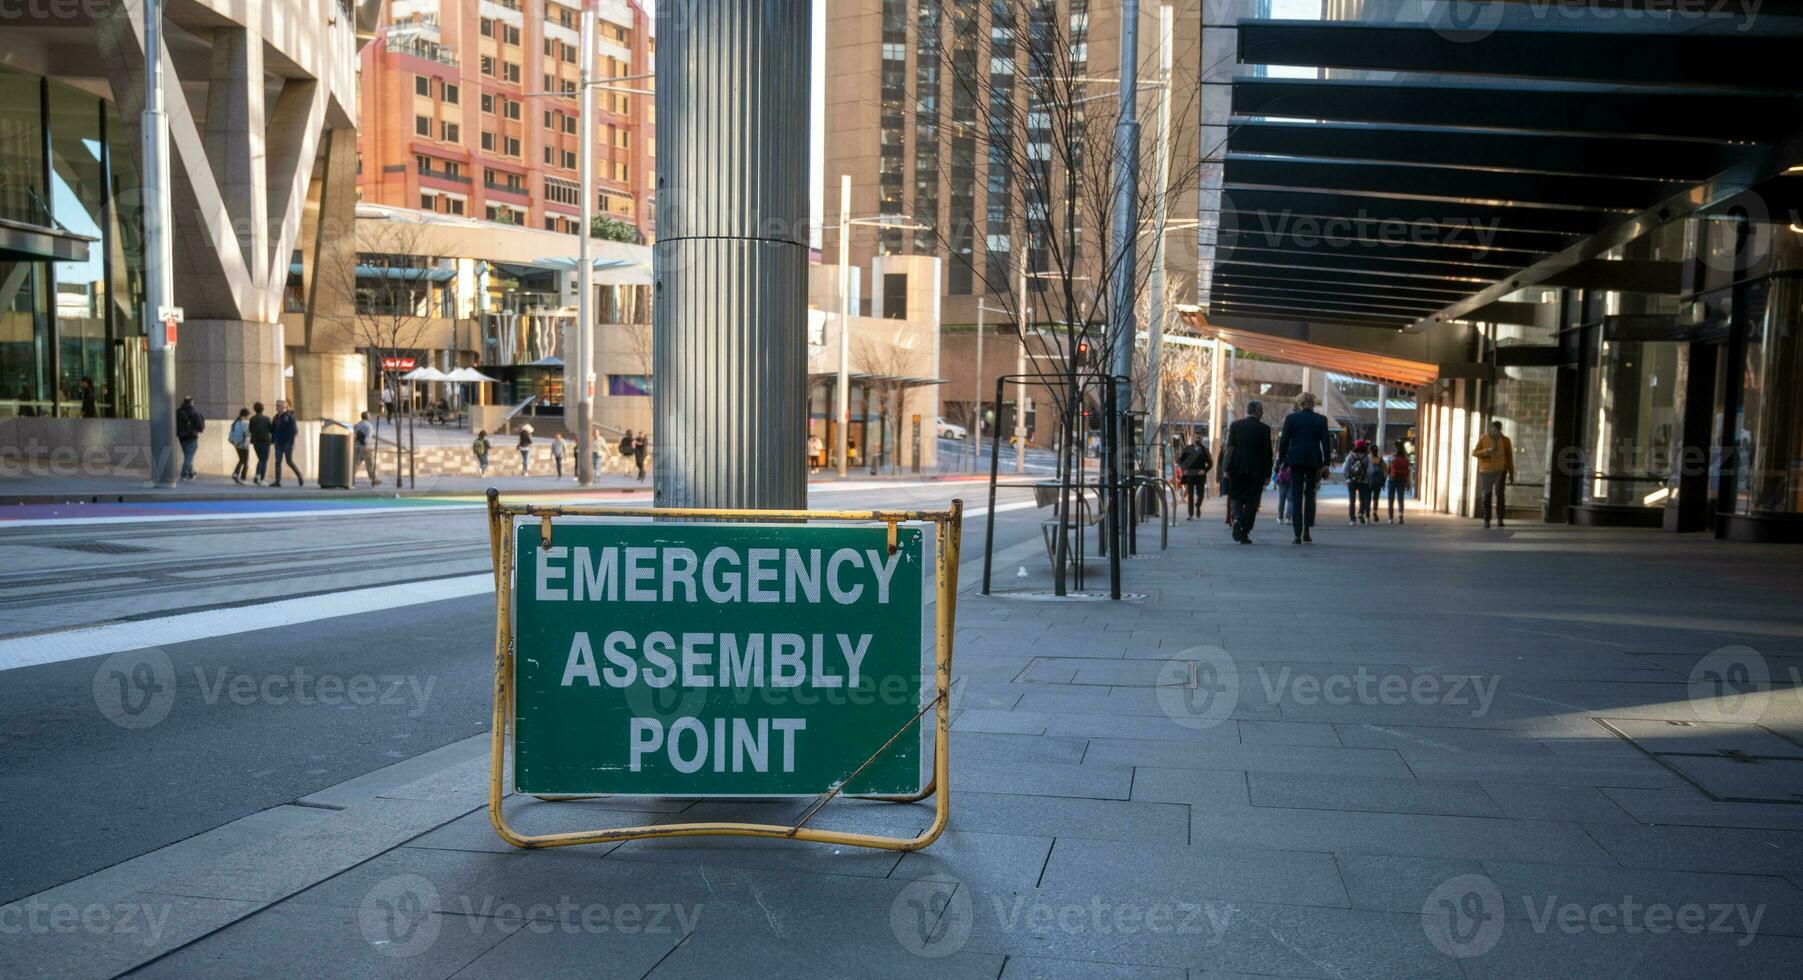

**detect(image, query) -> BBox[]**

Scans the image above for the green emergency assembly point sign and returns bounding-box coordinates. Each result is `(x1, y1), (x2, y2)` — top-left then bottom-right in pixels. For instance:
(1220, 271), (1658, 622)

(513, 522), (926, 797)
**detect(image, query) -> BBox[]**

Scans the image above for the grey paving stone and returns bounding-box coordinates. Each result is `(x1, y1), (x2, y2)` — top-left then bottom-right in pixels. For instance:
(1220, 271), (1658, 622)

(1398, 749), (1684, 789)
(953, 731), (1089, 764)
(951, 708), (1051, 735)
(0, 892), (262, 980)
(1600, 786), (1803, 830)
(1236, 720), (1343, 746)
(1129, 766), (1251, 810)
(1657, 755), (1803, 803)
(1479, 783), (1637, 823)
(951, 759), (1134, 800)
(999, 953), (1185, 979)
(1336, 853), (1486, 915)
(1044, 712), (1240, 742)
(1249, 773), (1503, 818)
(1480, 860), (1803, 938)
(953, 792), (1191, 844)
(641, 929), (1008, 979)
(449, 923), (687, 980)
(1084, 739), (1412, 778)
(1037, 838), (1348, 908)
(123, 900), (519, 980)
(1188, 807), (1617, 866)
(409, 804), (677, 856)
(1458, 921), (1803, 980)
(1605, 718), (1803, 758)
(892, 828), (1052, 886)
(1581, 823), (1803, 876)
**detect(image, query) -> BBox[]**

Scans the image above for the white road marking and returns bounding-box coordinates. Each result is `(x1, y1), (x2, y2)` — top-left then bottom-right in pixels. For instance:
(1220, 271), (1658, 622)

(0, 575), (494, 672)
(0, 498), (1041, 671)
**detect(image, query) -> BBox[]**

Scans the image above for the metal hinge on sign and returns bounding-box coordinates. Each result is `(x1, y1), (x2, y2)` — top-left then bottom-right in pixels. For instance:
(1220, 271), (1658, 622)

(540, 515), (553, 547)
(886, 520), (898, 555)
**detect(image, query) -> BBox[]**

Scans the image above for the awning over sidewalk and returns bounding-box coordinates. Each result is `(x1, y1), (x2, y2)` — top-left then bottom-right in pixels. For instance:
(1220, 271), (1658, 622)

(1189, 318), (1439, 391)
(1206, 14), (1803, 334)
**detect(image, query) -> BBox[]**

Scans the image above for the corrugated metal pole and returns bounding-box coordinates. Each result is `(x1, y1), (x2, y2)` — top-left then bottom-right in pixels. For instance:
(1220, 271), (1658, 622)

(142, 0), (177, 487)
(653, 1), (810, 509)
(574, 1), (595, 486)
(1107, 0), (1142, 572)
(1142, 5), (1173, 460)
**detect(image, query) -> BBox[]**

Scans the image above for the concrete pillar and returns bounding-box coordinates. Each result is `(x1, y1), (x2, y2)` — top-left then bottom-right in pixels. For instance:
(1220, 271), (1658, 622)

(293, 352), (366, 425)
(205, 27), (268, 284)
(1377, 383), (1389, 450)
(652, 1), (810, 509)
(179, 320), (285, 421)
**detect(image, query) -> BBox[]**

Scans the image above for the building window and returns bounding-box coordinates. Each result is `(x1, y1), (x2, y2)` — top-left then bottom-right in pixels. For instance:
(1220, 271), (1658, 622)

(480, 56), (495, 77)
(480, 131), (494, 151)
(481, 93), (494, 114)
(563, 150), (578, 169)
(414, 75), (430, 97)
(563, 115), (577, 134)
(420, 193), (433, 209)
(414, 115), (431, 136)
(480, 17), (493, 36)
(504, 136), (521, 156)
(503, 62), (521, 83)
(883, 273), (908, 319)
(442, 83), (459, 104)
(440, 121), (460, 142)
(503, 99), (521, 120)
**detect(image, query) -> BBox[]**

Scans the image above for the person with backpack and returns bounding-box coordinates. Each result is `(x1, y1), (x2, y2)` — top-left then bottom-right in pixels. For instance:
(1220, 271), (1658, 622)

(174, 396), (205, 481)
(248, 402), (273, 485)
(632, 432), (649, 482)
(353, 411), (380, 487)
(517, 425), (534, 475)
(227, 408), (251, 484)
(1343, 439), (1372, 525)
(1387, 439), (1412, 524)
(472, 430), (491, 476)
(270, 400), (303, 487)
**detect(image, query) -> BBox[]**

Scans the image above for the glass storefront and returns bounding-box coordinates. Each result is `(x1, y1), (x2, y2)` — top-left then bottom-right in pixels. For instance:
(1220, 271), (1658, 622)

(0, 66), (146, 419)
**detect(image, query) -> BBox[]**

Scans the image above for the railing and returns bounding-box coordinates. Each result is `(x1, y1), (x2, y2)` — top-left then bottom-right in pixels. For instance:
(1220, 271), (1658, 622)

(385, 35), (459, 67)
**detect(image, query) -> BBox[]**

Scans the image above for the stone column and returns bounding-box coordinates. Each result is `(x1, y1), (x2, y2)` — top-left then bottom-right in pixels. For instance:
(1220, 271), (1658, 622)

(179, 320), (285, 421)
(652, 1), (810, 509)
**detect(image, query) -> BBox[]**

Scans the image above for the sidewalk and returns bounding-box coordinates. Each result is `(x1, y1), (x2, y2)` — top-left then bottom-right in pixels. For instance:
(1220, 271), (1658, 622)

(7, 496), (1803, 977)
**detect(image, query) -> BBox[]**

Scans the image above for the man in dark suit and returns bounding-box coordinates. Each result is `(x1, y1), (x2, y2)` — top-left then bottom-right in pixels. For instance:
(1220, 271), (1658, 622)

(1222, 400), (1274, 543)
(1277, 391), (1335, 544)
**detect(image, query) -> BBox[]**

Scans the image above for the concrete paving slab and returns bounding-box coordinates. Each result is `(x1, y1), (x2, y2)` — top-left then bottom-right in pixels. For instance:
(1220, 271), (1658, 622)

(1083, 739), (1413, 778)
(1249, 773), (1503, 818)
(1037, 838), (1348, 908)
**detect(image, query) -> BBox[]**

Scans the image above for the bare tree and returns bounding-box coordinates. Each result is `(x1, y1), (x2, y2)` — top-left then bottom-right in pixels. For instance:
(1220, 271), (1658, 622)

(896, 0), (1217, 591)
(327, 216), (440, 487)
(853, 328), (931, 475)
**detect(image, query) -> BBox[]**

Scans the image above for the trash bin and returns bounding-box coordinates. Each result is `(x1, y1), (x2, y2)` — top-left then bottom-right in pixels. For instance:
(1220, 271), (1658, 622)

(317, 420), (354, 489)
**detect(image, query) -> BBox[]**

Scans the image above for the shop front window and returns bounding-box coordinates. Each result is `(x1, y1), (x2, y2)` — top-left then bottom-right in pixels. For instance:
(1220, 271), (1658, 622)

(105, 101), (146, 418)
(49, 84), (108, 417)
(1583, 336), (1682, 507)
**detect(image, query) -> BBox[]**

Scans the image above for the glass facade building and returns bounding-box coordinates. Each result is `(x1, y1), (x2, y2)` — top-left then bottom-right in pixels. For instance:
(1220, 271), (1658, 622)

(0, 65), (146, 421)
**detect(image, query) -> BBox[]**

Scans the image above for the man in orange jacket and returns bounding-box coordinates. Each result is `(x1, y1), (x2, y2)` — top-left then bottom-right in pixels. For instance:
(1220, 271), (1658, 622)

(1472, 420), (1515, 529)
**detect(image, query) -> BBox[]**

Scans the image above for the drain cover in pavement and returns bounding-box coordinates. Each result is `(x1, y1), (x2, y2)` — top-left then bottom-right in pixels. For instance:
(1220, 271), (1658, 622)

(1597, 718), (1803, 803)
(36, 540), (162, 556)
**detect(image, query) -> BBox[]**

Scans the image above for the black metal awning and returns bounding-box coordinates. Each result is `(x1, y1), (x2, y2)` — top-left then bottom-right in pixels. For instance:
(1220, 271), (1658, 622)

(0, 217), (93, 263)
(1204, 13), (1803, 334)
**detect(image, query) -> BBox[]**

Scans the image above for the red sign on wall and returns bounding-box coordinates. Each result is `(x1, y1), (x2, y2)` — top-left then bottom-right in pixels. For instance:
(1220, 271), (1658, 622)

(381, 356), (417, 372)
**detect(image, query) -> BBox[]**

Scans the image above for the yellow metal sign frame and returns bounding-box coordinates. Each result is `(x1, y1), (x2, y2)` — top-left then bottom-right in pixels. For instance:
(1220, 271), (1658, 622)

(484, 490), (962, 852)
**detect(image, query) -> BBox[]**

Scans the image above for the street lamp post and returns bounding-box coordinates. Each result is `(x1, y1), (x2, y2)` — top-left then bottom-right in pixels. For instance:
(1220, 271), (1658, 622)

(975, 300), (1012, 470)
(833, 177), (926, 478)
(142, 0), (177, 487)
(574, 2), (595, 485)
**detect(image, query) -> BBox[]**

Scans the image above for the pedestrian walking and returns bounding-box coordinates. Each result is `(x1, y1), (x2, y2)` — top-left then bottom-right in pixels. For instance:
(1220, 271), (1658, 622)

(618, 430), (635, 475)
(632, 432), (648, 482)
(270, 400), (303, 487)
(1472, 420), (1515, 528)
(249, 402), (272, 484)
(1277, 391), (1333, 544)
(1222, 400), (1274, 544)
(517, 425), (534, 475)
(807, 433), (824, 474)
(78, 376), (98, 419)
(175, 395), (205, 481)
(1177, 438), (1212, 520)
(354, 411), (380, 487)
(228, 408), (251, 484)
(1368, 443), (1387, 521)
(472, 430), (491, 476)
(551, 433), (567, 479)
(1344, 440), (1372, 525)
(381, 386), (395, 423)
(1387, 439), (1411, 524)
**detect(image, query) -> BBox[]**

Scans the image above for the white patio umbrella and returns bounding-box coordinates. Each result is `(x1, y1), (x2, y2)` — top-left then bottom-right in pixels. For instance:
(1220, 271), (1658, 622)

(399, 366), (451, 382)
(445, 367), (502, 383)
